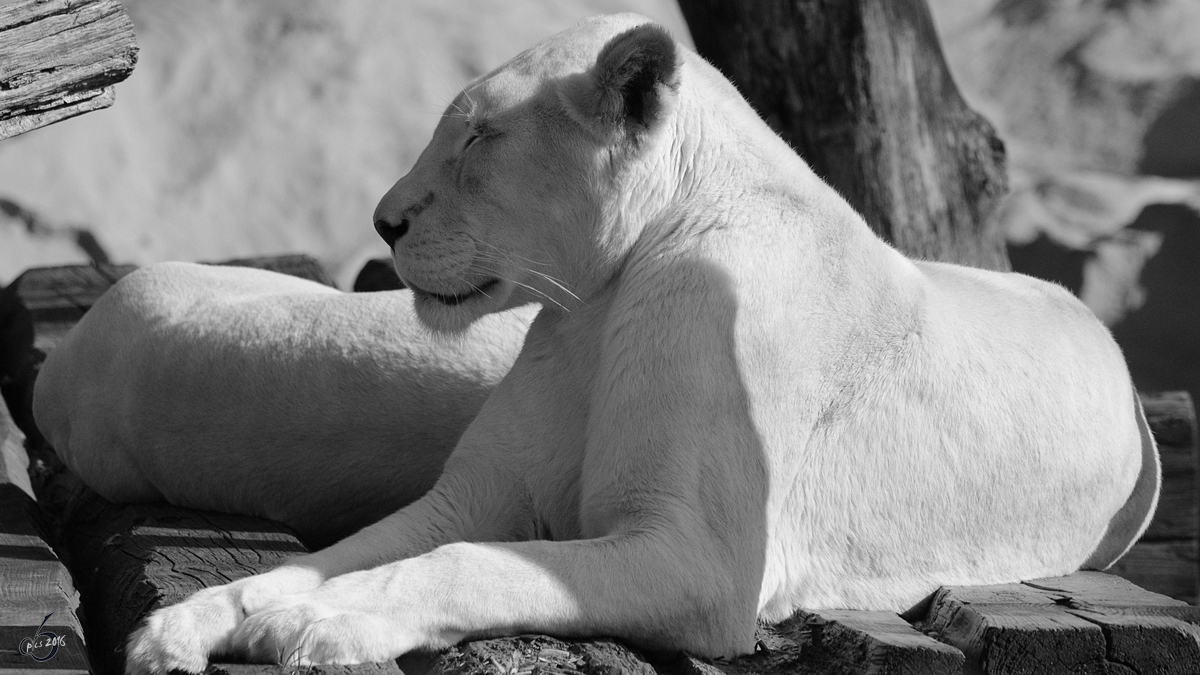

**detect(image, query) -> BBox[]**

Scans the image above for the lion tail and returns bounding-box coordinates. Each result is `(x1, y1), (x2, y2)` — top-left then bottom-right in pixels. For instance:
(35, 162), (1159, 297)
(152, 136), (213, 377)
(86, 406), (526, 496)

(1082, 387), (1162, 570)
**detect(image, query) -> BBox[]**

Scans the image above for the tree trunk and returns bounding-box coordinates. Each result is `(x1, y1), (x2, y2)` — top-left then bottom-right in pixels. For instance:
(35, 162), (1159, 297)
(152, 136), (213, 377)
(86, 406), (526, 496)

(676, 0), (1011, 271)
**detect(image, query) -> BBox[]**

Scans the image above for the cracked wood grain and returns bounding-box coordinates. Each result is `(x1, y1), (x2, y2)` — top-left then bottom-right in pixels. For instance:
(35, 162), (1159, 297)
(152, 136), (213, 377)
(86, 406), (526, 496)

(39, 470), (310, 674)
(913, 572), (1200, 674)
(0, 482), (90, 674)
(0, 0), (137, 140)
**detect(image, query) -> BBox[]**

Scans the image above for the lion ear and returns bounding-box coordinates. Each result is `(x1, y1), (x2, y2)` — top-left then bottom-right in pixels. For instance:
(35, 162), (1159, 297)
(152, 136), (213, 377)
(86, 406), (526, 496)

(564, 24), (681, 139)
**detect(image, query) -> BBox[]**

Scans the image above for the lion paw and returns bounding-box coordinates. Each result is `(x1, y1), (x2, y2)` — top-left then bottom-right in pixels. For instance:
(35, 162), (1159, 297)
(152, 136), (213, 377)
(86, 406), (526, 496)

(124, 567), (322, 674)
(125, 590), (238, 675)
(232, 598), (407, 666)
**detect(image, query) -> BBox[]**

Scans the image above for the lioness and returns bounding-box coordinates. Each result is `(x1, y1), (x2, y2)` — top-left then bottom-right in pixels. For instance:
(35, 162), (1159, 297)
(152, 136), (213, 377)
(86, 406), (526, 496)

(33, 263), (535, 547)
(58, 13), (1158, 673)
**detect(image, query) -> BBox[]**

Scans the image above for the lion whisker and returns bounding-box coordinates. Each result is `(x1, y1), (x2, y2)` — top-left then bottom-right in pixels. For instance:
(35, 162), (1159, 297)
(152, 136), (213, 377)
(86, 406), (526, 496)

(475, 240), (554, 268)
(511, 279), (571, 312)
(475, 262), (572, 313)
(525, 269), (581, 303)
(417, 45), (476, 116)
(471, 243), (581, 304)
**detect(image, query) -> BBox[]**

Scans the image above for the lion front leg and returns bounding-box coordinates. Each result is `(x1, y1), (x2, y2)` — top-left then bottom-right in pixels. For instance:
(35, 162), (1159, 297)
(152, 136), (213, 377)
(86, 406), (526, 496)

(224, 533), (758, 664)
(124, 464), (529, 674)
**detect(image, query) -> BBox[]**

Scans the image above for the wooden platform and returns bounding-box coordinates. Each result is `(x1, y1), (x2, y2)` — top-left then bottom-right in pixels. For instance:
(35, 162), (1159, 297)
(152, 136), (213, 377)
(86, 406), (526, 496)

(2, 257), (1199, 675)
(1112, 391), (1200, 604)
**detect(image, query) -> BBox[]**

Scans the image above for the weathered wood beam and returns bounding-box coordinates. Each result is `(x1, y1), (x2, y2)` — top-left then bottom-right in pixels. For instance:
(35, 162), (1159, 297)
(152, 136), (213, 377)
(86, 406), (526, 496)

(0, 0), (138, 141)
(913, 571), (1200, 674)
(675, 0), (1011, 271)
(1111, 391), (1198, 604)
(40, 472), (338, 675)
(0, 481), (89, 674)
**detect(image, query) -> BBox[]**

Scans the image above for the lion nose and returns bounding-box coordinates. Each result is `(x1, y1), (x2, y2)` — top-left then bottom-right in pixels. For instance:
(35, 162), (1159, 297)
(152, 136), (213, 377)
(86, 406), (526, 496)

(374, 217), (409, 248)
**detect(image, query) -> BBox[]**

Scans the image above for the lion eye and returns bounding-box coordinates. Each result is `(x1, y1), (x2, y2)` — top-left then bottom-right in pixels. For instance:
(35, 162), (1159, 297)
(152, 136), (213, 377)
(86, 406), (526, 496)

(463, 119), (495, 153)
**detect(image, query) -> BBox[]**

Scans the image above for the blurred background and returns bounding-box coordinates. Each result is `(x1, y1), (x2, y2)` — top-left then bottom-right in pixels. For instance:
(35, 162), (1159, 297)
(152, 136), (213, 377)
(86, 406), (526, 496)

(0, 0), (1197, 404)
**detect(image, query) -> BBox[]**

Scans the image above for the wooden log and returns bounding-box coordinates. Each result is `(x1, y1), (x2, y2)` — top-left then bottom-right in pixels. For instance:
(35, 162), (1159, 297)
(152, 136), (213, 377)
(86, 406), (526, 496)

(353, 258), (406, 293)
(1142, 391), (1198, 449)
(0, 277), (34, 404)
(414, 635), (655, 675)
(3, 263), (137, 354)
(1109, 541), (1199, 607)
(913, 572), (1200, 674)
(675, 0), (1010, 271)
(205, 666), (402, 675)
(1142, 425), (1196, 542)
(0, 0), (138, 141)
(0, 394), (31, 497)
(659, 611), (963, 675)
(8, 256), (329, 354)
(0, 484), (89, 674)
(792, 609), (963, 674)
(212, 254), (336, 289)
(38, 470), (404, 675)
(1108, 391), (1199, 604)
(767, 609), (963, 675)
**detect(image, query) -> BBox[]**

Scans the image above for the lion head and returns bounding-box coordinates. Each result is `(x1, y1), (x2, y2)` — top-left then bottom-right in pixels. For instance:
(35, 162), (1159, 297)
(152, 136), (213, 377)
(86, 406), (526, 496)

(372, 14), (687, 333)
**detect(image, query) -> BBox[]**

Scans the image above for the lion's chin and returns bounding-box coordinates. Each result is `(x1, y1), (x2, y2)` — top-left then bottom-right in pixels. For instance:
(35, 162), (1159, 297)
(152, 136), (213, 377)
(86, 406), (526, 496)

(411, 278), (502, 306)
(409, 278), (508, 334)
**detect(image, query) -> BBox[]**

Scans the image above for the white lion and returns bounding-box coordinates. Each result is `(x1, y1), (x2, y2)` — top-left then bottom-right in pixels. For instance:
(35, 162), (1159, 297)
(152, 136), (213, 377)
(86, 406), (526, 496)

(33, 264), (535, 546)
(35, 13), (1157, 673)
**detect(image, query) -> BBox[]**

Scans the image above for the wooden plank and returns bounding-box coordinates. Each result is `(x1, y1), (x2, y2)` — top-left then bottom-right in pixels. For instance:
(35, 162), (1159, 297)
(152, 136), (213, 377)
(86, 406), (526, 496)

(206, 666), (401, 675)
(1144, 438), (1198, 542)
(665, 612), (963, 675)
(1142, 391), (1198, 449)
(1105, 542), (1199, 608)
(37, 462), (399, 673)
(41, 470), (381, 675)
(210, 254), (336, 288)
(352, 259), (405, 292)
(790, 609), (964, 674)
(3, 263), (137, 354)
(913, 572), (1200, 674)
(419, 635), (655, 675)
(1, 276), (40, 447)
(0, 0), (138, 140)
(1026, 573), (1200, 674)
(916, 583), (1110, 674)
(10, 257), (330, 356)
(0, 484), (89, 674)
(0, 395), (32, 498)
(1023, 571), (1196, 614)
(1111, 392), (1198, 604)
